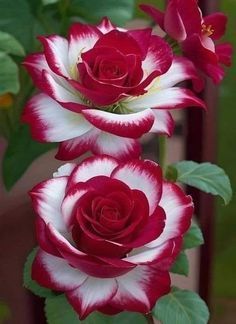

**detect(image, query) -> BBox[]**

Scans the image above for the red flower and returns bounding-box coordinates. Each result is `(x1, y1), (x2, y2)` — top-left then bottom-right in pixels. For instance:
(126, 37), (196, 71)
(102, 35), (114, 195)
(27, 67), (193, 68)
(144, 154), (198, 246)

(141, 0), (233, 83)
(30, 156), (193, 319)
(22, 18), (205, 161)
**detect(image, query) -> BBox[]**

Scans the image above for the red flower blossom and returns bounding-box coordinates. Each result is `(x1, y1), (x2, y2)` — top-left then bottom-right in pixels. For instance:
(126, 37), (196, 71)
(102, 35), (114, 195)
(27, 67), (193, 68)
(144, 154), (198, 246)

(30, 156), (193, 319)
(22, 18), (204, 161)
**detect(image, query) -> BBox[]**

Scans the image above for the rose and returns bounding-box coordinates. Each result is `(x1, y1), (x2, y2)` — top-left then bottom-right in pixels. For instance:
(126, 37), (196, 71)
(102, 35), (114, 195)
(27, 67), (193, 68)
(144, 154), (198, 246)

(23, 18), (205, 161)
(30, 155), (193, 319)
(141, 0), (233, 83)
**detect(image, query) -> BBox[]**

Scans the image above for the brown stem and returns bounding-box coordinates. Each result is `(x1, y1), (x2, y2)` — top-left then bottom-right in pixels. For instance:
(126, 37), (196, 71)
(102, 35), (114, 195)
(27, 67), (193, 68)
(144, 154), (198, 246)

(145, 312), (155, 324)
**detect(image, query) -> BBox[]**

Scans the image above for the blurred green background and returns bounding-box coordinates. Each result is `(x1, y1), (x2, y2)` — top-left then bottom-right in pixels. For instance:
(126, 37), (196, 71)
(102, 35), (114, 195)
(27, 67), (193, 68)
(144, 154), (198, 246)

(212, 0), (236, 322)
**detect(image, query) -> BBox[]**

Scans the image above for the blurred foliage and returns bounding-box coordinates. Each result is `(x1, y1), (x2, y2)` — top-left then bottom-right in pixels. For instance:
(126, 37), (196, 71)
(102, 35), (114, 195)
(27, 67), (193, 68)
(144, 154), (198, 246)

(68, 0), (135, 25)
(213, 0), (236, 298)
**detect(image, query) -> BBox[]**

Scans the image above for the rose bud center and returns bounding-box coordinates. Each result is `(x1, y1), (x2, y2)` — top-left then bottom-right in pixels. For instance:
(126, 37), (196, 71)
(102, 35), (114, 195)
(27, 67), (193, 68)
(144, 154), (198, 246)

(69, 176), (163, 258)
(97, 59), (127, 80)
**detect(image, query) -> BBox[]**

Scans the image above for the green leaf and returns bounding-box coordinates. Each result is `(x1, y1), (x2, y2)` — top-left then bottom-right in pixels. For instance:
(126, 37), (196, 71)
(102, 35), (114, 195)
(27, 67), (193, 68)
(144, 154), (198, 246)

(2, 125), (56, 190)
(171, 252), (189, 276)
(45, 295), (112, 324)
(0, 31), (25, 56)
(0, 0), (35, 51)
(23, 247), (55, 298)
(69, 0), (135, 25)
(107, 312), (146, 324)
(45, 295), (79, 324)
(45, 294), (147, 324)
(167, 161), (232, 204)
(183, 222), (204, 250)
(0, 52), (19, 95)
(84, 311), (146, 324)
(153, 287), (210, 324)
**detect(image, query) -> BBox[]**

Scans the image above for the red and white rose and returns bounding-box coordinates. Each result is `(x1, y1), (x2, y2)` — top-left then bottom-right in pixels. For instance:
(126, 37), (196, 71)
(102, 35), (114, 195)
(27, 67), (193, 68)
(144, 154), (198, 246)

(141, 0), (233, 83)
(30, 155), (193, 319)
(23, 18), (204, 161)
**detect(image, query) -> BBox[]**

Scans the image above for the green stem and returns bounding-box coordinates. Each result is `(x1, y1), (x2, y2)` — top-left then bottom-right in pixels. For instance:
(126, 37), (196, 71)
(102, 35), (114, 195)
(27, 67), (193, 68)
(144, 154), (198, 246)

(158, 136), (167, 170)
(145, 312), (155, 324)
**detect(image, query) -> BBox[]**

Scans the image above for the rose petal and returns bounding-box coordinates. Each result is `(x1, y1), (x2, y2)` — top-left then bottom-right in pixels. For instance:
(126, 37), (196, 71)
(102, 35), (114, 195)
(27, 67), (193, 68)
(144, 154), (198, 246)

(84, 175), (132, 196)
(92, 132), (141, 161)
(53, 163), (76, 178)
(128, 28), (152, 60)
(45, 222), (127, 279)
(30, 177), (68, 232)
(69, 78), (125, 106)
(81, 108), (155, 138)
(125, 237), (182, 266)
(68, 23), (101, 68)
(61, 247), (136, 278)
(42, 70), (87, 112)
(125, 87), (206, 111)
(73, 227), (131, 258)
(56, 128), (100, 161)
(23, 53), (49, 90)
(69, 155), (118, 186)
(150, 110), (174, 136)
(35, 217), (60, 256)
(158, 56), (204, 92)
(146, 182), (193, 248)
(94, 29), (142, 56)
(66, 277), (118, 320)
(98, 304), (122, 316)
(32, 249), (87, 291)
(123, 205), (165, 248)
(22, 94), (92, 142)
(44, 215), (136, 278)
(139, 35), (172, 86)
(97, 17), (116, 34)
(38, 35), (70, 78)
(61, 182), (91, 227)
(109, 265), (170, 313)
(112, 159), (162, 214)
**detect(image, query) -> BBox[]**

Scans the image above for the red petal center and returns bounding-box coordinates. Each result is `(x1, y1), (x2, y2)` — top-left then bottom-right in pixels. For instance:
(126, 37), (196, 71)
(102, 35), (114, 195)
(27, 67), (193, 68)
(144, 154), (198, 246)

(66, 176), (164, 258)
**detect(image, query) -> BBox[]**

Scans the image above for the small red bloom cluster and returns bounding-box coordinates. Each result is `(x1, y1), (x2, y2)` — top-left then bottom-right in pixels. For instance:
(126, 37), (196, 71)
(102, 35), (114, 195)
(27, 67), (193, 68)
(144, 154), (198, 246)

(141, 0), (232, 83)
